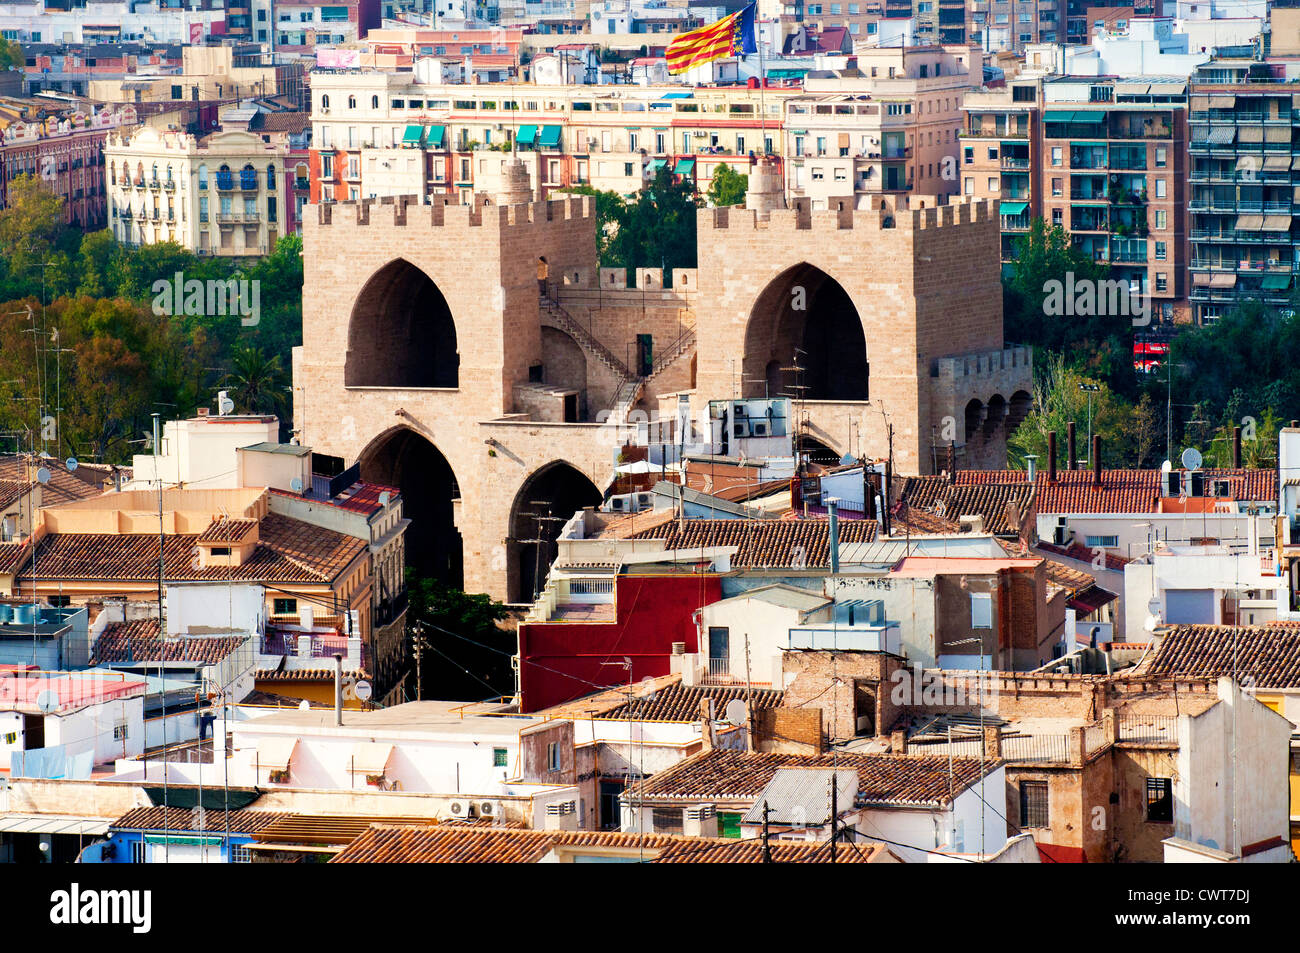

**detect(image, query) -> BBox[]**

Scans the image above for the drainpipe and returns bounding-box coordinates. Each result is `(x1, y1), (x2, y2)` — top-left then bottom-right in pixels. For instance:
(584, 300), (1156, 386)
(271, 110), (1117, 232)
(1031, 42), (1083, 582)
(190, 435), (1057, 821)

(333, 653), (343, 727)
(827, 498), (840, 574)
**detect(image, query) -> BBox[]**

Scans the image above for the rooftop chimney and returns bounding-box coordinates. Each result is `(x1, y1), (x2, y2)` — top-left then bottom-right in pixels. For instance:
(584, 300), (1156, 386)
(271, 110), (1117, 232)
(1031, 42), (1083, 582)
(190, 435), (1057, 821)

(1092, 436), (1102, 486)
(946, 443), (956, 483)
(1047, 431), (1057, 483)
(1025, 454), (1037, 483)
(1067, 421), (1077, 471)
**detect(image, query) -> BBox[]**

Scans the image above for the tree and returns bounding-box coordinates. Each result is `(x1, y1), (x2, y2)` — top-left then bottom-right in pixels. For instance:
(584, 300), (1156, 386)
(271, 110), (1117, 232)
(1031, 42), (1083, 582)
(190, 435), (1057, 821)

(406, 570), (513, 700)
(223, 345), (288, 416)
(1008, 352), (1137, 469)
(707, 165), (748, 207)
(0, 37), (21, 72)
(606, 166), (700, 287)
(0, 174), (74, 302)
(554, 184), (624, 264)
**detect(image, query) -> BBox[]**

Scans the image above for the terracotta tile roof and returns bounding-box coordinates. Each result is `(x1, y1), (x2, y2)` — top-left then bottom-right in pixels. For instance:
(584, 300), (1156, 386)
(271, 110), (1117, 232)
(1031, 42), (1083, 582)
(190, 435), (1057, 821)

(252, 111), (311, 134)
(17, 513), (367, 585)
(892, 507), (961, 535)
(254, 667), (368, 681)
(631, 749), (994, 806)
(598, 683), (785, 722)
(0, 540), (29, 574)
(0, 455), (109, 505)
(110, 806), (287, 834)
(329, 823), (893, 863)
(898, 478), (1034, 535)
(1142, 624), (1300, 688)
(91, 620), (248, 665)
(627, 518), (877, 569)
(1042, 559), (1095, 592)
(331, 482), (400, 515)
(1036, 540), (1131, 571)
(197, 517), (258, 543)
(0, 479), (26, 510)
(1034, 468), (1275, 514)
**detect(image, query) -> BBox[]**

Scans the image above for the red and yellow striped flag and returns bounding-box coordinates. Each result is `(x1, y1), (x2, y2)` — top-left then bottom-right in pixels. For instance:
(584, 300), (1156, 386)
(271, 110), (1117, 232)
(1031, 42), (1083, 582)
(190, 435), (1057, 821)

(665, 2), (757, 75)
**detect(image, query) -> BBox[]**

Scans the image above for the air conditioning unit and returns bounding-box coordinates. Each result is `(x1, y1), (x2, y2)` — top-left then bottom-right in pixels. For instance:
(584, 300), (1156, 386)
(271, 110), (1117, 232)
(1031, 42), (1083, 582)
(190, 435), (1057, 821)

(751, 421), (769, 437)
(545, 800), (576, 816)
(686, 804), (716, 821)
(449, 799), (472, 818)
(635, 493), (652, 508)
(733, 420), (751, 438)
(478, 800), (499, 818)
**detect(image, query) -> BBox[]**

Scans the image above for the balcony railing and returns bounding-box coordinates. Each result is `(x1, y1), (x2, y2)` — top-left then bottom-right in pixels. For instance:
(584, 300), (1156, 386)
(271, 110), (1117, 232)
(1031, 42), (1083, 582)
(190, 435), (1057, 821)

(215, 173), (235, 191)
(1117, 714), (1179, 745)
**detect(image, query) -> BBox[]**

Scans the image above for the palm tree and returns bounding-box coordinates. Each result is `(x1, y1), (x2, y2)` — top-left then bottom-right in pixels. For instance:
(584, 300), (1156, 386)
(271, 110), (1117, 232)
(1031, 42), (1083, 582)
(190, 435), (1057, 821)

(223, 346), (287, 417)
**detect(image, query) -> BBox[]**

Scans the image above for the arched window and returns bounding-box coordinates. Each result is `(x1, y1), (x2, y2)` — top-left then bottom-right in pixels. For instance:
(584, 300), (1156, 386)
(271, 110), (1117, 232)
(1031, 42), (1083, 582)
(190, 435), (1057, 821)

(150, 162), (158, 184)
(321, 94), (330, 110)
(165, 164), (173, 182)
(348, 95), (356, 109)
(198, 164), (208, 189)
(371, 95), (379, 108)
(266, 163), (276, 189)
(109, 163), (115, 185)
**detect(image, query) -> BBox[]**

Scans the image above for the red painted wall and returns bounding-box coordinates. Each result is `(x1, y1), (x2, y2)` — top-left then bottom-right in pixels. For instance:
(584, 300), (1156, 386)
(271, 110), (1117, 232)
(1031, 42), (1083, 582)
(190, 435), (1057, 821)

(517, 572), (722, 713)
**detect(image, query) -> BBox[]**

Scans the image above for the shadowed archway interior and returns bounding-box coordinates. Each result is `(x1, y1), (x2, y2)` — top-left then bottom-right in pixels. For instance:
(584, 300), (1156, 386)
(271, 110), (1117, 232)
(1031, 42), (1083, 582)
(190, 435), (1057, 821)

(744, 263), (869, 402)
(361, 428), (463, 587)
(509, 462), (603, 604)
(346, 258), (459, 388)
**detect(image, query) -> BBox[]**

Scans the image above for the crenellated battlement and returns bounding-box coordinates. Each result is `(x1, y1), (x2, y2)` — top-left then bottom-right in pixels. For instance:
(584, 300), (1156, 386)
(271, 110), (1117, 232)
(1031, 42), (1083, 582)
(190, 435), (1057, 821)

(701, 196), (995, 234)
(311, 193), (594, 230)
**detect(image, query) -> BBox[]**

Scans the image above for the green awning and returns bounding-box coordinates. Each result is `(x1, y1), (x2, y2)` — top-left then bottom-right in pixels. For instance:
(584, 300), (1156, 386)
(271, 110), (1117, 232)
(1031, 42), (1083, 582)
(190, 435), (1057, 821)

(516, 124), (537, 145)
(1261, 275), (1291, 290)
(426, 125), (446, 148)
(648, 158), (667, 172)
(1071, 112), (1106, 124)
(401, 125), (424, 145)
(676, 158), (696, 174)
(999, 201), (1028, 215)
(1043, 110), (1076, 122)
(539, 125), (562, 148)
(144, 834), (224, 846)
(1071, 142), (1107, 148)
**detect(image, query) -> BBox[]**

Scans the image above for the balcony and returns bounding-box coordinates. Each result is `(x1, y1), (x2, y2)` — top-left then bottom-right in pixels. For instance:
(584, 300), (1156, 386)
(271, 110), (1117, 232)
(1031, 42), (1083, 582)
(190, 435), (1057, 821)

(217, 211), (260, 224)
(373, 590), (408, 630)
(215, 173), (235, 191)
(240, 172), (259, 190)
(163, 179), (176, 191)
(1001, 157), (1031, 170)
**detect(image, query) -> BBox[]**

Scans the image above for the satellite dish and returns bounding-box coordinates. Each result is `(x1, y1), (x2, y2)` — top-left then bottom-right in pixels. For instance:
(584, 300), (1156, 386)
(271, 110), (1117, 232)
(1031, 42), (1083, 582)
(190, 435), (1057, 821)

(1161, 459), (1172, 474)
(354, 680), (372, 702)
(297, 699), (311, 710)
(35, 467), (50, 485)
(290, 477), (304, 493)
(378, 491), (391, 506)
(65, 458), (78, 471)
(723, 698), (748, 726)
(1180, 447), (1203, 471)
(36, 689), (59, 713)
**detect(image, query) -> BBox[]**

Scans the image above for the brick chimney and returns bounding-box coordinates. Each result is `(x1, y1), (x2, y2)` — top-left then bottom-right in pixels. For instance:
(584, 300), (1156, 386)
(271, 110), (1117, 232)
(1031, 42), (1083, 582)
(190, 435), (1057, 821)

(890, 729), (908, 754)
(1047, 431), (1057, 483)
(1067, 421), (1077, 471)
(1092, 436), (1102, 486)
(982, 725), (1001, 759)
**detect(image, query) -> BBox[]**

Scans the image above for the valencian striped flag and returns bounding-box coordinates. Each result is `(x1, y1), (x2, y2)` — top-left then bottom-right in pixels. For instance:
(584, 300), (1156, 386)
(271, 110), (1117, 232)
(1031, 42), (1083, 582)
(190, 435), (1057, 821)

(666, 2), (758, 75)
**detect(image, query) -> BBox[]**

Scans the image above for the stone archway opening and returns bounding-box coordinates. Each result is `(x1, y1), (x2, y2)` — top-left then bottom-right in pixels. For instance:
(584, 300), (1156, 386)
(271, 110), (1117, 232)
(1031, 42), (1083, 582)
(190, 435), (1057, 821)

(508, 462), (603, 604)
(743, 263), (869, 401)
(346, 258), (459, 388)
(360, 428), (463, 587)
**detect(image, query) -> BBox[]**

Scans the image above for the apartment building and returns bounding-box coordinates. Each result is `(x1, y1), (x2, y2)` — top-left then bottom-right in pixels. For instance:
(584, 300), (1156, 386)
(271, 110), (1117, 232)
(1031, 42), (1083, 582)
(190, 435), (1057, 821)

(1187, 59), (1300, 326)
(87, 45), (307, 111)
(105, 123), (290, 256)
(272, 0), (382, 51)
(969, 0), (1065, 51)
(0, 105), (125, 228)
(308, 71), (789, 203)
(961, 74), (1188, 320)
(785, 45), (977, 206)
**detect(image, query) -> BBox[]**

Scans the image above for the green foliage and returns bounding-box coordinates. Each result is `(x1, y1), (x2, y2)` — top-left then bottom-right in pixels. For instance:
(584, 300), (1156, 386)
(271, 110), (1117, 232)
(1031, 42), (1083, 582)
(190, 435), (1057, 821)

(555, 183), (624, 263)
(1008, 353), (1147, 468)
(0, 37), (22, 72)
(0, 174), (303, 461)
(605, 166), (700, 287)
(706, 165), (748, 207)
(406, 570), (514, 700)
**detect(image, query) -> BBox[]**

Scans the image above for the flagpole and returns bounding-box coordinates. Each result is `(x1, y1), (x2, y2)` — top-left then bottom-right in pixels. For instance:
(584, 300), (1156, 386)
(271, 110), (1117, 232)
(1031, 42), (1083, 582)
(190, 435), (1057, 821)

(757, 3), (767, 157)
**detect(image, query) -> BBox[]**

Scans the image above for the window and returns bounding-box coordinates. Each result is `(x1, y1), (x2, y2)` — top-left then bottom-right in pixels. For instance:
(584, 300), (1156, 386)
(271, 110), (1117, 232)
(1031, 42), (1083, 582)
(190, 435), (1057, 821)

(964, 177), (973, 195)
(1155, 209), (1166, 229)
(131, 840), (147, 864)
(1146, 777), (1173, 822)
(230, 844), (252, 863)
(987, 146), (998, 160)
(493, 747), (508, 768)
(547, 742), (561, 771)
(652, 807), (683, 834)
(1051, 177), (1062, 196)
(1155, 146), (1167, 167)
(970, 592), (993, 629)
(988, 177), (998, 191)
(273, 598), (297, 615)
(1085, 535), (1118, 548)
(113, 722), (128, 741)
(1155, 273), (1167, 292)
(717, 811), (743, 839)
(2, 732), (16, 745)
(1154, 178), (1166, 199)
(963, 146), (973, 164)
(1020, 781), (1049, 828)
(1051, 146), (1062, 166)
(1155, 241), (1167, 261)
